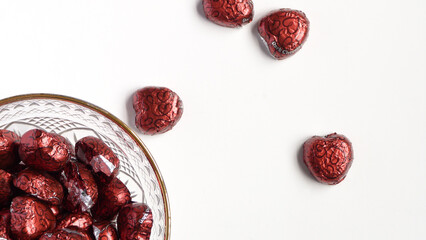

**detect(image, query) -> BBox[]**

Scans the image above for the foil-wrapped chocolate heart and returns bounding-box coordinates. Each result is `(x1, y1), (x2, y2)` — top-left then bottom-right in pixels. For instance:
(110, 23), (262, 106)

(19, 129), (71, 172)
(0, 129), (20, 170)
(93, 221), (118, 240)
(61, 161), (98, 212)
(258, 8), (309, 60)
(92, 177), (131, 220)
(13, 168), (64, 205)
(203, 0), (254, 28)
(117, 203), (153, 240)
(10, 196), (56, 239)
(0, 170), (12, 208)
(133, 87), (183, 135)
(75, 136), (120, 181)
(303, 133), (354, 185)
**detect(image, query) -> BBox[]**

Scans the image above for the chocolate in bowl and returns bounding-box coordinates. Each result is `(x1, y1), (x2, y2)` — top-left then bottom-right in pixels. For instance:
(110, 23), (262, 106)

(0, 94), (170, 240)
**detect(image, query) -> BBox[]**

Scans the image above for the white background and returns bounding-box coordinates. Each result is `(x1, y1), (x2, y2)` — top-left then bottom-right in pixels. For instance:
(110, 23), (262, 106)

(1, 0), (426, 239)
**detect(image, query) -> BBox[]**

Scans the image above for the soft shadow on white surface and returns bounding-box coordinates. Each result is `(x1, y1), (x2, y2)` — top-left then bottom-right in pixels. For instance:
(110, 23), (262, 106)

(196, 1), (207, 21)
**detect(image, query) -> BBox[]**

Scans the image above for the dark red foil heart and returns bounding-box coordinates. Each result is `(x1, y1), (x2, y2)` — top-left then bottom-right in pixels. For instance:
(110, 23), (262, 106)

(92, 177), (131, 220)
(133, 87), (183, 135)
(61, 161), (98, 212)
(39, 228), (92, 240)
(13, 168), (64, 205)
(93, 221), (118, 240)
(203, 0), (254, 28)
(75, 136), (120, 181)
(10, 196), (56, 239)
(56, 212), (93, 231)
(117, 203), (153, 240)
(303, 133), (354, 185)
(0, 170), (12, 208)
(19, 129), (71, 172)
(0, 209), (12, 240)
(258, 8), (309, 60)
(0, 129), (20, 170)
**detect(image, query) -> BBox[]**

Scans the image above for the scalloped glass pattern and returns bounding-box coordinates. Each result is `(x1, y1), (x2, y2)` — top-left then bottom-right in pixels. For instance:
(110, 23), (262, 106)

(0, 96), (168, 240)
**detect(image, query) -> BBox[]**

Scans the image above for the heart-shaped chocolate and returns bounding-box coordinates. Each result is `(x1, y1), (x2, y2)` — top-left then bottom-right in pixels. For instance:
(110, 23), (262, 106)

(0, 210), (11, 240)
(203, 0), (254, 28)
(303, 133), (353, 185)
(75, 136), (120, 181)
(258, 8), (309, 60)
(92, 177), (131, 220)
(10, 196), (56, 239)
(39, 228), (92, 240)
(13, 168), (64, 205)
(117, 203), (153, 240)
(93, 221), (118, 240)
(133, 87), (183, 135)
(0, 129), (20, 170)
(19, 129), (71, 172)
(0, 170), (12, 208)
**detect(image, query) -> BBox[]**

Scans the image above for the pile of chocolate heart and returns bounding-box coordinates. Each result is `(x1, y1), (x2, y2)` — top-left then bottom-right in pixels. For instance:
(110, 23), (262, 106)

(0, 129), (152, 240)
(202, 0), (310, 60)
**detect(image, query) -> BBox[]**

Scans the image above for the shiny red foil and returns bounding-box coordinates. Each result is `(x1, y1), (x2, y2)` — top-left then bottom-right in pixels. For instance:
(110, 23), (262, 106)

(61, 161), (98, 212)
(258, 9), (309, 60)
(0, 169), (12, 208)
(54, 134), (75, 157)
(39, 228), (92, 240)
(117, 203), (153, 240)
(0, 129), (20, 170)
(203, 0), (253, 28)
(19, 129), (71, 172)
(10, 196), (56, 239)
(303, 133), (354, 185)
(57, 212), (93, 231)
(75, 136), (119, 180)
(133, 87), (183, 135)
(92, 177), (131, 220)
(13, 168), (64, 205)
(93, 221), (118, 240)
(49, 204), (61, 217)
(0, 210), (11, 240)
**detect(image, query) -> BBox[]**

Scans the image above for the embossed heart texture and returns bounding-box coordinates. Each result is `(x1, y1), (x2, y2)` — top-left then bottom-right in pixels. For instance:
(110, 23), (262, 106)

(203, 0), (253, 28)
(258, 8), (309, 60)
(303, 133), (353, 185)
(133, 87), (183, 135)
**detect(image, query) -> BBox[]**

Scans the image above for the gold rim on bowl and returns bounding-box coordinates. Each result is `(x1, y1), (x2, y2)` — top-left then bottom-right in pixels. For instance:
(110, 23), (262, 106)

(0, 93), (171, 240)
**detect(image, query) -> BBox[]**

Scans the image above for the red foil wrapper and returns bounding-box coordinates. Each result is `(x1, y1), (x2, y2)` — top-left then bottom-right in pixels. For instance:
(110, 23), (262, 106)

(133, 87), (184, 135)
(61, 162), (98, 212)
(92, 177), (131, 220)
(19, 129), (71, 172)
(10, 196), (56, 239)
(39, 228), (92, 240)
(57, 212), (93, 231)
(0, 210), (12, 240)
(203, 0), (253, 28)
(303, 133), (354, 185)
(93, 221), (118, 240)
(258, 9), (309, 60)
(75, 136), (119, 180)
(54, 134), (75, 157)
(0, 169), (12, 208)
(13, 168), (64, 205)
(117, 203), (153, 240)
(0, 129), (20, 170)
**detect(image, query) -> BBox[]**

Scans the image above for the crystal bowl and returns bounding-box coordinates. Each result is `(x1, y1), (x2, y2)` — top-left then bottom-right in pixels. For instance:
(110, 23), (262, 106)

(0, 94), (170, 240)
